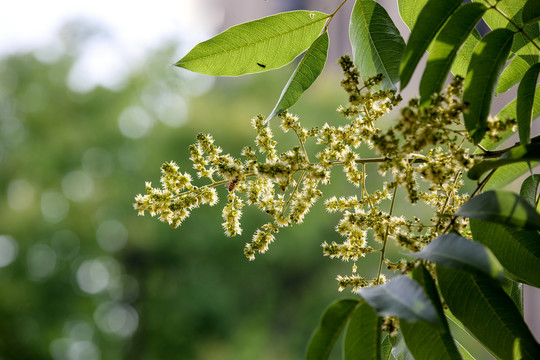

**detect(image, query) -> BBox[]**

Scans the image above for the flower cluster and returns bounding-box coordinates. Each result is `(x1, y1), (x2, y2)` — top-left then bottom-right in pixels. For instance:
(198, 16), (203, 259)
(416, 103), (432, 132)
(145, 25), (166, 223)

(134, 55), (477, 293)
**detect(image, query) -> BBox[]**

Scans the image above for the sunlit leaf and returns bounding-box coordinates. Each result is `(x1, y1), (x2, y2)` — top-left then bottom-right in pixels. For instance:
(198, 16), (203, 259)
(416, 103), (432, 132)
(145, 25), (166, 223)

(497, 55), (531, 93)
(523, 0), (540, 24)
(450, 30), (480, 78)
(268, 31), (329, 120)
(520, 174), (540, 206)
(467, 143), (540, 180)
(456, 190), (540, 230)
(357, 275), (440, 327)
(344, 300), (380, 360)
(411, 233), (504, 282)
(400, 266), (461, 360)
(503, 279), (524, 315)
(350, 0), (405, 90)
(463, 28), (515, 143)
(400, 0), (462, 89)
(306, 299), (359, 360)
(419, 3), (486, 105)
(175, 11), (329, 76)
(517, 62), (540, 144)
(483, 162), (540, 192)
(397, 0), (428, 30)
(437, 266), (540, 359)
(470, 219), (540, 288)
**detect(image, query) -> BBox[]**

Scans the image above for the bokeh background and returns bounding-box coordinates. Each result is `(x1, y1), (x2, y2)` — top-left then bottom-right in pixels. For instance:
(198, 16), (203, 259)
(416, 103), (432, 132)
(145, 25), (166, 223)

(0, 1), (537, 359)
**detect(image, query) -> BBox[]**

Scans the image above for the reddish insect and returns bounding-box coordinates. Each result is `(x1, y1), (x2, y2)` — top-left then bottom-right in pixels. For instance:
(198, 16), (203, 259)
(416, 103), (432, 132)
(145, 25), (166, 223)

(228, 179), (238, 192)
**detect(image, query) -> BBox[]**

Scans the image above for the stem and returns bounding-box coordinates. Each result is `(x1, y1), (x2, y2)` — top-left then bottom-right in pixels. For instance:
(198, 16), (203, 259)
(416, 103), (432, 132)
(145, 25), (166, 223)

(376, 184), (398, 284)
(281, 170), (306, 215)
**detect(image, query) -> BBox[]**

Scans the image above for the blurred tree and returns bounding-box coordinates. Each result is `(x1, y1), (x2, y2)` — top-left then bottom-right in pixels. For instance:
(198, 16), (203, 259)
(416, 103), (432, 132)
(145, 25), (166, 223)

(0, 20), (374, 360)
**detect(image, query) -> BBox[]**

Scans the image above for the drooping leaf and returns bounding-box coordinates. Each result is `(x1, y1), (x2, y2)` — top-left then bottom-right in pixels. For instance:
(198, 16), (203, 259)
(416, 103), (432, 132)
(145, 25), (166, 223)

(400, 0), (463, 89)
(419, 3), (487, 105)
(520, 174), (540, 206)
(268, 31), (329, 120)
(463, 28), (515, 143)
(350, 0), (405, 90)
(456, 190), (540, 230)
(344, 300), (381, 360)
(523, 0), (540, 24)
(450, 30), (480, 78)
(497, 55), (531, 93)
(467, 143), (540, 180)
(517, 62), (540, 144)
(357, 275), (440, 327)
(397, 0), (428, 30)
(400, 266), (461, 360)
(470, 219), (540, 287)
(306, 299), (359, 360)
(437, 266), (540, 359)
(175, 11), (329, 76)
(411, 233), (504, 282)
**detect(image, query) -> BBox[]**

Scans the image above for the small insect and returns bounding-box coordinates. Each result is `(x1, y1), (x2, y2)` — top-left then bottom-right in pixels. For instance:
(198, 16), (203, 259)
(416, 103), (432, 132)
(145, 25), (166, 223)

(257, 62), (266, 68)
(228, 179), (238, 192)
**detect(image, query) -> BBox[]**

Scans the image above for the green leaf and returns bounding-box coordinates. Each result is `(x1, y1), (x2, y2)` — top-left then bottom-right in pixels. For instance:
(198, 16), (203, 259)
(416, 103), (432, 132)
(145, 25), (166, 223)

(268, 31), (329, 120)
(463, 28), (515, 143)
(411, 233), (504, 282)
(497, 55), (531, 93)
(420, 3), (487, 105)
(517, 63), (540, 144)
(437, 266), (540, 360)
(175, 11), (329, 76)
(400, 0), (462, 89)
(484, 162), (539, 191)
(470, 219), (540, 288)
(391, 334), (415, 360)
(503, 279), (524, 315)
(450, 30), (481, 78)
(306, 299), (359, 360)
(467, 143), (540, 180)
(523, 0), (540, 24)
(478, 83), (540, 151)
(520, 174), (540, 206)
(357, 275), (440, 327)
(456, 190), (540, 230)
(350, 0), (405, 90)
(455, 340), (476, 360)
(344, 301), (381, 360)
(381, 333), (395, 360)
(400, 266), (462, 360)
(398, 0), (428, 30)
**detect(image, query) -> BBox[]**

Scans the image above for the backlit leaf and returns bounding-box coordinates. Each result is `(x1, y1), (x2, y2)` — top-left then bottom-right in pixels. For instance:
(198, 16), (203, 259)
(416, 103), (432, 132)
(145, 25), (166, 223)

(520, 174), (540, 206)
(400, 266), (461, 360)
(523, 0), (540, 24)
(463, 28), (515, 143)
(350, 0), (405, 90)
(467, 143), (540, 180)
(175, 11), (329, 76)
(456, 190), (540, 231)
(344, 300), (380, 360)
(470, 219), (540, 288)
(517, 62), (540, 144)
(437, 266), (540, 359)
(420, 3), (486, 105)
(306, 299), (359, 360)
(397, 0), (428, 30)
(400, 0), (462, 89)
(497, 55), (531, 93)
(268, 31), (329, 120)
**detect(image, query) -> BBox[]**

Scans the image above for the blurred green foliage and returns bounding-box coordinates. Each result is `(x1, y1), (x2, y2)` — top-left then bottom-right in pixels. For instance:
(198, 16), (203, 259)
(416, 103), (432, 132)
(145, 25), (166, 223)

(0, 22), (393, 360)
